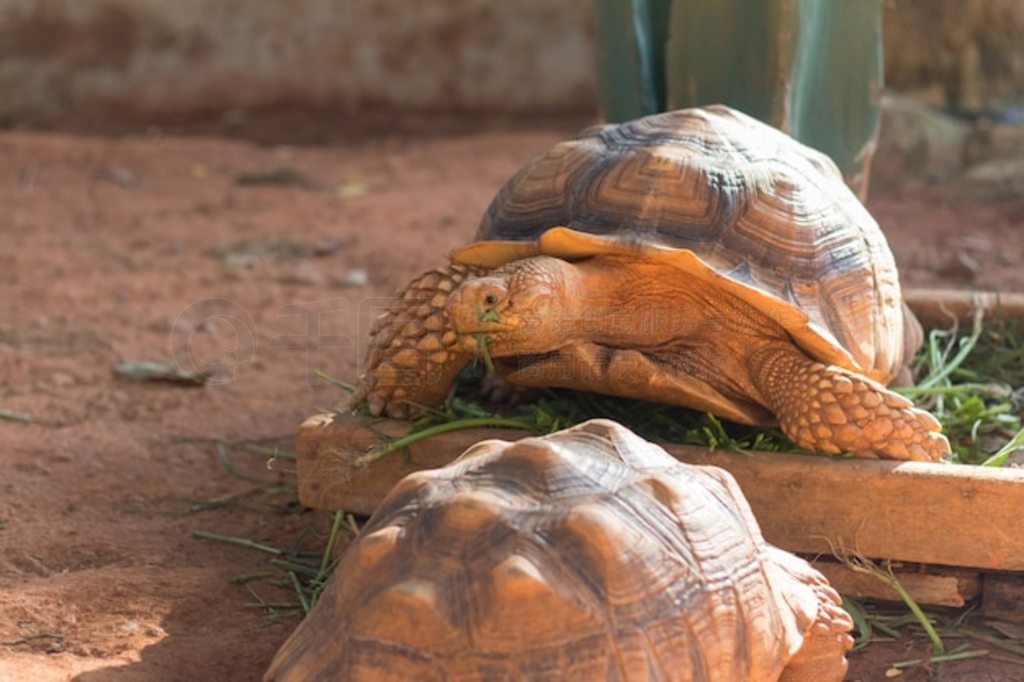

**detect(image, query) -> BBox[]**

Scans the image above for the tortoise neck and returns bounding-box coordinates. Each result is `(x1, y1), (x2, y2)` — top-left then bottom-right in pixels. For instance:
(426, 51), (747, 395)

(569, 256), (706, 344)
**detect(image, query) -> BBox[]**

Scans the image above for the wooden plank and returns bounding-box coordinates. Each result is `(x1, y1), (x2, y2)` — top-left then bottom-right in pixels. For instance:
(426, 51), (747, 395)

(297, 413), (526, 517)
(810, 560), (980, 608)
(982, 572), (1024, 623)
(297, 412), (1024, 572)
(904, 288), (1024, 327)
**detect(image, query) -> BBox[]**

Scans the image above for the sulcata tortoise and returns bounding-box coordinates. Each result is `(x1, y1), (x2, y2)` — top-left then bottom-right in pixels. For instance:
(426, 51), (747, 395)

(265, 419), (853, 681)
(354, 105), (950, 462)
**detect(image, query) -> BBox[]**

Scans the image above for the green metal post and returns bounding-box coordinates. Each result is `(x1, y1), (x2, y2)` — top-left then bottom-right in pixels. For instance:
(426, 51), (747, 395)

(593, 0), (884, 197)
(592, 0), (673, 121)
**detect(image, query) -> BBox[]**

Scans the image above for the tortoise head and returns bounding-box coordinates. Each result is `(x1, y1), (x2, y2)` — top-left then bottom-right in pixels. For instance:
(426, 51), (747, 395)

(446, 256), (577, 354)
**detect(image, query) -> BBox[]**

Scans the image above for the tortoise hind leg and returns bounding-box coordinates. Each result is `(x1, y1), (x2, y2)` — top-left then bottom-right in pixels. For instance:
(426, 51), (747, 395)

(352, 263), (485, 418)
(748, 341), (950, 461)
(891, 301), (925, 387)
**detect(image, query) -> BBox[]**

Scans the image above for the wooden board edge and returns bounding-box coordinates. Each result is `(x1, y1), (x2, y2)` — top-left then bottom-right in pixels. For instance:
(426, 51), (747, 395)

(295, 412), (1024, 571)
(982, 572), (1024, 624)
(810, 559), (980, 608)
(904, 288), (1024, 327)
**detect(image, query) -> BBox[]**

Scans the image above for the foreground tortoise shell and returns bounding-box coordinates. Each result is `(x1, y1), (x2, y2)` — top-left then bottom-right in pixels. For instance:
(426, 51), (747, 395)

(354, 105), (949, 461)
(265, 419), (853, 681)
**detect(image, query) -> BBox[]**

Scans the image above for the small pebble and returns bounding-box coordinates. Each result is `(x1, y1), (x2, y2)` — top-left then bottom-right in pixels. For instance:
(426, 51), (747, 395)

(959, 235), (993, 254)
(50, 372), (76, 389)
(98, 165), (138, 188)
(313, 237), (346, 256)
(278, 263), (325, 286)
(336, 181), (368, 199)
(332, 268), (368, 288)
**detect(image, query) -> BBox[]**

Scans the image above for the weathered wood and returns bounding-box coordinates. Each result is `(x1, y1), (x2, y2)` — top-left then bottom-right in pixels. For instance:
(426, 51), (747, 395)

(297, 411), (1024, 572)
(904, 288), (1024, 328)
(982, 572), (1024, 623)
(297, 413), (526, 517)
(810, 560), (980, 608)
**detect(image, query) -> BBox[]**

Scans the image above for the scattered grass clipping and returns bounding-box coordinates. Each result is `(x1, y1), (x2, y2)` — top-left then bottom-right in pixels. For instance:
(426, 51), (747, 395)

(835, 550), (945, 655)
(349, 368), (804, 466)
(842, 598), (1024, 672)
(897, 312), (1024, 465)
(194, 510), (354, 617)
(315, 369), (357, 394)
(190, 439), (335, 619)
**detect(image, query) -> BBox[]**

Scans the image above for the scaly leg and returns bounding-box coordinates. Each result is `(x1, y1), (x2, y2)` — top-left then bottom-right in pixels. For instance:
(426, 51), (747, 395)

(748, 341), (950, 461)
(352, 263), (487, 419)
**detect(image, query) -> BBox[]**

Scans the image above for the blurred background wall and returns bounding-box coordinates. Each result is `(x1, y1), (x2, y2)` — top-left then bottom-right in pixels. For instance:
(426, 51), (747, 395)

(1, 0), (1023, 123)
(885, 0), (1024, 117)
(0, 0), (595, 122)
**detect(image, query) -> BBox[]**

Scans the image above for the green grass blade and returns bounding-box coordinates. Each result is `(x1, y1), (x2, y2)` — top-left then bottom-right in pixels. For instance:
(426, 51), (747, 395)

(981, 427), (1024, 467)
(361, 416), (539, 464)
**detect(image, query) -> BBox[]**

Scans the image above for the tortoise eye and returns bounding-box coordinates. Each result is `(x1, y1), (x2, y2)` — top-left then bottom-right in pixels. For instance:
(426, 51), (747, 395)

(484, 294), (498, 306)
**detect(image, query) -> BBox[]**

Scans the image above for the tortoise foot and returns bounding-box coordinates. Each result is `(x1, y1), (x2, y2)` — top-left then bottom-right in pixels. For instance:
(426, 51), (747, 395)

(769, 548), (853, 682)
(779, 622), (853, 682)
(352, 263), (485, 419)
(786, 365), (948, 461)
(751, 345), (950, 461)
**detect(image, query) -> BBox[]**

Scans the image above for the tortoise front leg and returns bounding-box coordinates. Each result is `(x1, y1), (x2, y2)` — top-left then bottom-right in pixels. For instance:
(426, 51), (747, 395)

(353, 263), (487, 419)
(748, 341), (950, 461)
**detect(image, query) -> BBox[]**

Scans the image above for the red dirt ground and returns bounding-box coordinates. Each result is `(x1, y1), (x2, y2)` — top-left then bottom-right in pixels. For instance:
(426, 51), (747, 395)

(2, 111), (1023, 681)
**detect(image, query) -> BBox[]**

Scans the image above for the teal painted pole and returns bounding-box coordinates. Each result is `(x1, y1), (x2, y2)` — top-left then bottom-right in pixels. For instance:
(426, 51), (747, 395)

(592, 0), (672, 121)
(593, 0), (884, 197)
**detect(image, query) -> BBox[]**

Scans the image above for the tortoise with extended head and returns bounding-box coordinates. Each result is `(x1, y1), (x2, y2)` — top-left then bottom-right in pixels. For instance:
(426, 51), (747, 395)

(354, 105), (950, 461)
(265, 419), (854, 681)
